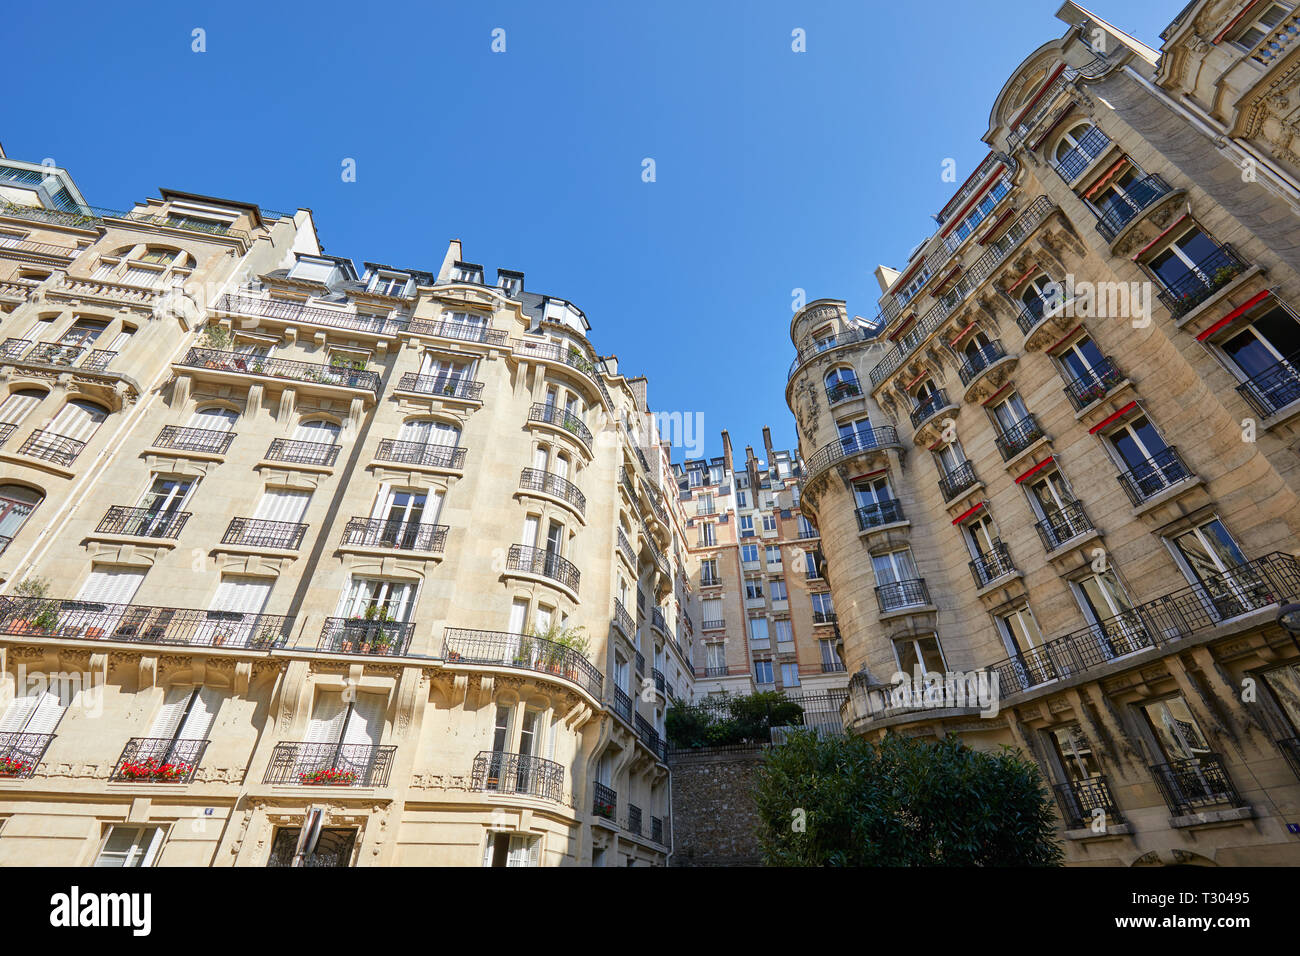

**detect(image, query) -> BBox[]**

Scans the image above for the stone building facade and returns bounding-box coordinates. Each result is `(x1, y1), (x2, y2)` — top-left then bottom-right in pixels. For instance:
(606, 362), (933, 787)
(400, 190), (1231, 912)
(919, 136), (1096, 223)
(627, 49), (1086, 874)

(0, 144), (695, 866)
(786, 2), (1300, 865)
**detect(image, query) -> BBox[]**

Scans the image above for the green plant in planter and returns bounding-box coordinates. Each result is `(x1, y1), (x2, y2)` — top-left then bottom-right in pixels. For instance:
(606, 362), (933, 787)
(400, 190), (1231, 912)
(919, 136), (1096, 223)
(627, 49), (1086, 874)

(513, 636), (535, 665)
(529, 622), (590, 673)
(12, 577), (59, 632)
(1212, 265), (1241, 287)
(198, 322), (232, 351)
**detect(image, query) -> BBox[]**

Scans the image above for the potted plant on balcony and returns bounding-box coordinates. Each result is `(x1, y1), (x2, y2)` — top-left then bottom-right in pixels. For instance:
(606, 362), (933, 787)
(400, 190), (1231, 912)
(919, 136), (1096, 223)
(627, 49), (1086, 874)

(198, 322), (231, 352)
(592, 798), (615, 820)
(0, 754), (33, 777)
(298, 766), (358, 785)
(119, 757), (194, 781)
(250, 627), (280, 650)
(530, 623), (589, 679)
(8, 577), (59, 635)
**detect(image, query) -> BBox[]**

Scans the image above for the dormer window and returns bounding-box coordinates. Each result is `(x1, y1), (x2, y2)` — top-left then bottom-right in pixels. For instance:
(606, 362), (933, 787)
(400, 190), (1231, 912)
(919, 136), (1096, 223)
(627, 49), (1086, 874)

(1232, 2), (1292, 51)
(371, 274), (408, 297)
(453, 263), (484, 284)
(498, 272), (523, 296)
(164, 212), (229, 235)
(895, 265), (932, 306)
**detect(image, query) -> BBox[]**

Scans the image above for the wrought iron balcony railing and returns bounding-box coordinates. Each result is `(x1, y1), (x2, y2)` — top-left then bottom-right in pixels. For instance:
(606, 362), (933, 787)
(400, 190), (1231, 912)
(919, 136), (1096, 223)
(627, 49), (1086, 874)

(443, 627), (603, 697)
(1154, 244), (1247, 318)
(994, 413), (1045, 460)
(938, 460), (979, 501)
(593, 781), (618, 820)
(266, 438), (340, 467)
(625, 804), (643, 836)
(910, 390), (954, 428)
(340, 517), (447, 553)
(264, 741), (396, 787)
(613, 599), (634, 637)
(617, 528), (636, 568)
(956, 340), (1008, 386)
(614, 687), (632, 722)
(787, 322), (880, 381)
(0, 731), (55, 779)
(702, 665), (728, 677)
(178, 347), (381, 393)
(1034, 500), (1094, 552)
(507, 544), (581, 593)
(395, 372), (484, 401)
(700, 574), (721, 588)
(636, 651), (645, 674)
(825, 379), (863, 404)
(17, 429), (85, 467)
(110, 737), (209, 783)
(802, 425), (901, 480)
(652, 668), (666, 694)
(407, 317), (508, 345)
(875, 578), (931, 612)
(970, 541), (1017, 588)
(822, 660), (847, 673)
(318, 616), (415, 656)
(0, 422), (16, 448)
(651, 816), (665, 844)
(519, 467), (586, 515)
(528, 402), (592, 446)
(513, 338), (603, 384)
(701, 619), (725, 631)
(216, 293), (408, 337)
(986, 552), (1300, 695)
(471, 750), (566, 803)
(634, 713), (666, 760)
(374, 438), (466, 470)
(855, 498), (905, 531)
(1053, 776), (1122, 829)
(153, 425), (236, 455)
(651, 607), (668, 633)
(812, 609), (838, 625)
(1062, 357), (1125, 411)
(1094, 174), (1173, 241)
(1053, 126), (1111, 183)
(1149, 754), (1243, 817)
(222, 517), (308, 550)
(0, 596), (294, 647)
(1235, 351), (1300, 418)
(96, 506), (191, 539)
(1115, 446), (1193, 506)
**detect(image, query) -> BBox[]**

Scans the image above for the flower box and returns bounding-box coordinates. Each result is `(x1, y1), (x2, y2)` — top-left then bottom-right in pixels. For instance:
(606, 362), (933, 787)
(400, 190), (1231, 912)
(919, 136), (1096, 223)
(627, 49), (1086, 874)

(0, 755), (33, 776)
(118, 758), (193, 782)
(298, 766), (358, 786)
(593, 802), (615, 819)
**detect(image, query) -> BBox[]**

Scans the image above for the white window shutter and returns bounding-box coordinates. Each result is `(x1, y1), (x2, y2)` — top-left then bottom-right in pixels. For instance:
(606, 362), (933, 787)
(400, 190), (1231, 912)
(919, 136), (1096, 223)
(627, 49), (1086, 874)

(148, 688), (192, 739)
(342, 693), (384, 746)
(482, 836), (496, 867)
(0, 390), (43, 425)
(0, 686), (65, 733)
(253, 489), (310, 523)
(528, 838), (540, 867)
(508, 599), (528, 635)
(186, 407), (238, 431)
(306, 691), (348, 744)
(76, 568), (146, 605)
(209, 576), (272, 614)
(292, 420), (340, 443)
(49, 400), (108, 443)
(521, 516), (539, 548)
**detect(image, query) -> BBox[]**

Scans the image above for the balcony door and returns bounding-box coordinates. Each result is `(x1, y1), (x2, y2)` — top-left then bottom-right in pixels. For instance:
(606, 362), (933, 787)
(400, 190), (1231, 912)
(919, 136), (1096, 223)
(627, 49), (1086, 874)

(0, 484), (41, 551)
(0, 684), (65, 770)
(339, 577), (414, 627)
(205, 575), (272, 647)
(146, 687), (218, 769)
(998, 607), (1051, 689)
(1105, 415), (1181, 493)
(1054, 123), (1099, 165)
(1026, 470), (1071, 524)
(1018, 273), (1056, 319)
(442, 310), (487, 339)
(299, 690), (385, 783)
(1147, 226), (1220, 295)
(292, 419), (340, 446)
(73, 567), (146, 639)
(186, 406), (237, 432)
(989, 391), (1029, 435)
(417, 354), (472, 393)
(515, 708), (542, 794)
(1169, 518), (1261, 621)
(853, 476), (891, 510)
(48, 399), (108, 444)
(962, 512), (998, 561)
(371, 487), (438, 550)
(872, 550), (918, 597)
(836, 416), (873, 452)
(1072, 570), (1144, 657)
(1087, 165), (1143, 222)
(58, 318), (109, 349)
(1056, 334), (1107, 385)
(0, 389), (45, 428)
(253, 489), (311, 536)
(1220, 306), (1300, 410)
(135, 477), (195, 537)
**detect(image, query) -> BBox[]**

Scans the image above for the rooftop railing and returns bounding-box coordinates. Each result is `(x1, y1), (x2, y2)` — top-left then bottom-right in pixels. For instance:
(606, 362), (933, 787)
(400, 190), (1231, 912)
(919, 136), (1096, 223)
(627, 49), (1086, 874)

(215, 293), (407, 336)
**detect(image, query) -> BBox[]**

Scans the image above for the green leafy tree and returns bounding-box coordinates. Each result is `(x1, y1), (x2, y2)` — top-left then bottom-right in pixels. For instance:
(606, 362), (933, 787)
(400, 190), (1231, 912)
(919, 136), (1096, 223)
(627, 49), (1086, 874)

(754, 730), (1064, 866)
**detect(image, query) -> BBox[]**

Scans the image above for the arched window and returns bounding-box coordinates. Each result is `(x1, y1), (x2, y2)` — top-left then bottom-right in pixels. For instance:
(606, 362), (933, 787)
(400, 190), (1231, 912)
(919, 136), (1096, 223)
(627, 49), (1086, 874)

(824, 366), (860, 402)
(49, 399), (108, 443)
(293, 418), (341, 445)
(0, 388), (46, 428)
(187, 406), (239, 431)
(0, 484), (42, 552)
(1019, 273), (1057, 320)
(1054, 123), (1097, 163)
(399, 418), (459, 447)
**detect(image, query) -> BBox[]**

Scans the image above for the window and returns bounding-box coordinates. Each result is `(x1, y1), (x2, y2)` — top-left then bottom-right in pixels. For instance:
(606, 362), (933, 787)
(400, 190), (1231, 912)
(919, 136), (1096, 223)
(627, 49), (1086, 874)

(339, 577), (414, 623)
(297, 689), (386, 781)
(894, 265), (932, 306)
(0, 483), (42, 551)
(1103, 414), (1187, 497)
(745, 578), (764, 600)
(739, 515), (754, 537)
(949, 176), (1012, 245)
(780, 663), (801, 687)
(700, 523), (716, 547)
(94, 826), (167, 867)
(254, 487), (311, 525)
(872, 549), (918, 588)
(741, 544), (759, 565)
(825, 366), (861, 401)
(1018, 272), (1057, 321)
(1054, 122), (1100, 164)
(774, 619), (793, 645)
(77, 566), (146, 606)
(705, 643), (726, 671)
(0, 388), (45, 427)
(688, 469), (703, 487)
(1146, 226), (1223, 295)
(761, 514), (777, 533)
(749, 617), (769, 646)
(797, 515), (815, 537)
(187, 406), (238, 431)
(765, 544), (782, 566)
(754, 660), (775, 685)
(837, 416), (875, 451)
(205, 575), (273, 645)
(371, 274), (408, 297)
(893, 635), (946, 676)
(1261, 662), (1300, 734)
(811, 592), (834, 616)
(1047, 723), (1103, 785)
(736, 490), (748, 508)
(1218, 305), (1300, 414)
(483, 832), (541, 867)
(1232, 1), (1292, 49)
(48, 399), (108, 444)
(132, 476), (196, 536)
(700, 559), (719, 586)
(1140, 697), (1212, 763)
(770, 580), (787, 602)
(0, 681), (67, 760)
(267, 826), (357, 867)
(294, 418), (342, 445)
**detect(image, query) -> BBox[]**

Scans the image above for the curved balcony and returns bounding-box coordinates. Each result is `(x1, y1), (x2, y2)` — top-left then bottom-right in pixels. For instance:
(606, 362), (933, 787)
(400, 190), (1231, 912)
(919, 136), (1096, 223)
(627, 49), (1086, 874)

(1115, 447), (1194, 506)
(855, 498), (905, 531)
(395, 372), (484, 401)
(443, 627), (603, 696)
(1034, 500), (1095, 553)
(956, 341), (1016, 402)
(875, 578), (931, 613)
(519, 467), (586, 516)
(110, 737), (208, 784)
(825, 379), (864, 405)
(527, 402), (593, 449)
(374, 438), (466, 471)
(1062, 358), (1126, 411)
(471, 751), (566, 803)
(266, 438), (340, 467)
(788, 323), (879, 381)
(1095, 173), (1173, 243)
(993, 413), (1046, 462)
(16, 429), (85, 467)
(152, 425), (236, 456)
(318, 616), (415, 656)
(909, 390), (959, 445)
(506, 544), (581, 594)
(408, 316), (508, 345)
(513, 338), (606, 398)
(938, 461), (980, 502)
(96, 506), (190, 540)
(969, 541), (1017, 589)
(264, 742), (396, 787)
(1236, 351), (1300, 419)
(802, 425), (901, 487)
(178, 347), (380, 394)
(222, 517), (308, 551)
(340, 517), (447, 553)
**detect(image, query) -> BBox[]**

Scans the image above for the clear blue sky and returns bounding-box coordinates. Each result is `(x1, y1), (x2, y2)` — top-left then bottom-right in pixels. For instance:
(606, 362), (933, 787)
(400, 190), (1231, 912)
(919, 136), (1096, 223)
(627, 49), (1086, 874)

(4, 0), (1179, 460)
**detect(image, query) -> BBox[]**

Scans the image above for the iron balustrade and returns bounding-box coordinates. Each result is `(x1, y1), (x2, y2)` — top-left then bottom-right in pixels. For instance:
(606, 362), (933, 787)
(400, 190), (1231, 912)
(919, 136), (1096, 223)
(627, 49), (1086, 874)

(636, 651), (645, 674)
(507, 544), (581, 593)
(627, 804), (643, 835)
(700, 574), (721, 588)
(0, 422), (15, 447)
(0, 338), (31, 358)
(856, 498), (905, 530)
(910, 390), (954, 429)
(1154, 243), (1247, 318)
(798, 528), (820, 539)
(1278, 737), (1300, 780)
(153, 425), (236, 455)
(341, 517), (447, 553)
(617, 528), (636, 567)
(1034, 500), (1094, 552)
(179, 347), (381, 393)
(442, 627), (603, 697)
(1053, 776), (1122, 829)
(266, 438), (340, 466)
(0, 597), (293, 648)
(868, 196), (1055, 388)
(528, 402), (593, 446)
(222, 517), (308, 550)
(822, 661), (847, 673)
(593, 781), (618, 820)
(26, 342), (85, 366)
(216, 293), (407, 336)
(938, 461), (979, 501)
(1053, 126), (1111, 182)
(653, 668), (666, 694)
(1016, 298), (1053, 336)
(651, 816), (664, 844)
(826, 379), (863, 403)
(634, 713), (666, 760)
(703, 666), (728, 677)
(956, 340), (1008, 386)
(613, 600), (634, 636)
(264, 742), (396, 787)
(970, 541), (1017, 588)
(17, 429), (85, 467)
(802, 425), (901, 480)
(81, 350), (116, 371)
(1115, 446), (1193, 505)
(318, 616), (415, 656)
(986, 552), (1300, 694)
(395, 372), (484, 401)
(96, 506), (191, 539)
(110, 737), (209, 783)
(1062, 357), (1125, 411)
(407, 317), (508, 345)
(0, 731), (55, 778)
(374, 438), (466, 470)
(614, 687), (632, 722)
(519, 467), (586, 514)
(994, 413), (1046, 461)
(512, 338), (602, 384)
(875, 578), (931, 612)
(1149, 754), (1243, 817)
(651, 607), (668, 633)
(1094, 174), (1173, 241)
(813, 610), (838, 625)
(701, 619), (725, 630)
(787, 322), (882, 380)
(1235, 351), (1300, 418)
(471, 751), (565, 803)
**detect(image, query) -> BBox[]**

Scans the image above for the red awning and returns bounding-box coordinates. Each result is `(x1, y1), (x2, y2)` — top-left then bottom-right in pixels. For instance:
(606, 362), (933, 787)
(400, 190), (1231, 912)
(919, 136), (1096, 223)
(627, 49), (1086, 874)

(951, 501), (985, 525)
(1196, 290), (1272, 342)
(1088, 400), (1138, 435)
(1015, 457), (1055, 484)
